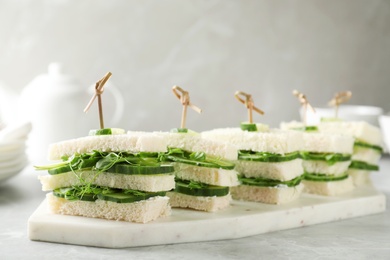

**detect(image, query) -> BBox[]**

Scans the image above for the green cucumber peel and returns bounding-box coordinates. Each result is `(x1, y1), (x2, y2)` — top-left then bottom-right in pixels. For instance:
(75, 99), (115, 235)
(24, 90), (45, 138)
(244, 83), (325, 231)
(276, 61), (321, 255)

(170, 128), (188, 133)
(238, 151), (300, 162)
(238, 174), (303, 188)
(161, 148), (235, 170)
(304, 173), (349, 182)
(299, 151), (351, 165)
(89, 128), (125, 136)
(35, 150), (170, 175)
(106, 164), (174, 175)
(240, 123), (257, 132)
(349, 161), (379, 171)
(174, 179), (229, 197)
(53, 185), (166, 203)
(354, 141), (383, 153)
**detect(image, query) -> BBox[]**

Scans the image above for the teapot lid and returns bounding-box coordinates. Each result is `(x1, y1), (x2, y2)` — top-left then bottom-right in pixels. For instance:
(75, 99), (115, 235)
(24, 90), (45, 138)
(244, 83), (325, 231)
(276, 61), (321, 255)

(27, 62), (79, 89)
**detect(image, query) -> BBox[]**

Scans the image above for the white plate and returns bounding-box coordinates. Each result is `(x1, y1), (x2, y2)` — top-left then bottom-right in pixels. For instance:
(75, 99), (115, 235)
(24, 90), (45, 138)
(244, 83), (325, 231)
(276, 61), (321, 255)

(0, 141), (26, 153)
(0, 162), (27, 183)
(0, 147), (27, 161)
(0, 121), (32, 141)
(0, 155), (27, 169)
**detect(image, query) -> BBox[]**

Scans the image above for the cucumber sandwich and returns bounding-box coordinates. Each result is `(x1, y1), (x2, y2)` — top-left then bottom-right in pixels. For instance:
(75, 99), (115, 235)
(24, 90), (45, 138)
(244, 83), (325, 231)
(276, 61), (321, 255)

(318, 121), (383, 186)
(152, 129), (239, 212)
(300, 132), (355, 196)
(202, 126), (305, 204)
(35, 129), (175, 223)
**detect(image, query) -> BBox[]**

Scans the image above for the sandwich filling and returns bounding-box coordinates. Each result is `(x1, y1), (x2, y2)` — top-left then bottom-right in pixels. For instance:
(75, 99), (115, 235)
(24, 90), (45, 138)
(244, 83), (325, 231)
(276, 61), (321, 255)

(236, 151), (303, 188)
(349, 141), (382, 171)
(37, 150), (175, 203)
(161, 147), (236, 197)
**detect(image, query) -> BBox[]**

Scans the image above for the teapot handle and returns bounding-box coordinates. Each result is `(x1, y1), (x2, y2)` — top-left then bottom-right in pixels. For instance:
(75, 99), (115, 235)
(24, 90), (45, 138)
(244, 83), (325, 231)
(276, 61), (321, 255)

(105, 83), (125, 127)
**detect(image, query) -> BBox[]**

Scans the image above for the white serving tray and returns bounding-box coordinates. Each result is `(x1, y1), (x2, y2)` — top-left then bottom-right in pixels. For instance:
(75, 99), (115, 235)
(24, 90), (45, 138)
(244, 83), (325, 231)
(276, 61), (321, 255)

(28, 185), (386, 248)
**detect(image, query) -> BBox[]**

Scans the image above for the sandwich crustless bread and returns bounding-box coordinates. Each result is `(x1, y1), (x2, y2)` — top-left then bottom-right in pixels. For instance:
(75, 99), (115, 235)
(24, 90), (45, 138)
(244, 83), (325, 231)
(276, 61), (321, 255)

(36, 130), (175, 223)
(318, 121), (383, 186)
(153, 130), (239, 212)
(202, 127), (305, 204)
(300, 132), (355, 196)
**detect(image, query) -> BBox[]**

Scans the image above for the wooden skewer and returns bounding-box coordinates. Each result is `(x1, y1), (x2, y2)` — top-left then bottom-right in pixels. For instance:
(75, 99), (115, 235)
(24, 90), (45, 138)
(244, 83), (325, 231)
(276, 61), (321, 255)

(293, 90), (315, 126)
(172, 86), (202, 129)
(84, 72), (112, 129)
(328, 91), (352, 118)
(234, 91), (264, 124)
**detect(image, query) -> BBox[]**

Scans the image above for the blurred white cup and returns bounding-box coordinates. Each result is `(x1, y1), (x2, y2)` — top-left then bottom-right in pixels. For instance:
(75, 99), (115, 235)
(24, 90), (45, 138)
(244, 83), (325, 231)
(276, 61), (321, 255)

(301, 105), (383, 126)
(379, 114), (390, 152)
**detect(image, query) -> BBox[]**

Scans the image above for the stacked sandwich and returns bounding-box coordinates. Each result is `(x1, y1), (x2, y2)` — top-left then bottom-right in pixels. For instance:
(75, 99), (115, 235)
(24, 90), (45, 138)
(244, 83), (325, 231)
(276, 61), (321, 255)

(156, 130), (239, 212)
(36, 130), (175, 223)
(202, 127), (305, 204)
(300, 131), (355, 195)
(318, 121), (383, 186)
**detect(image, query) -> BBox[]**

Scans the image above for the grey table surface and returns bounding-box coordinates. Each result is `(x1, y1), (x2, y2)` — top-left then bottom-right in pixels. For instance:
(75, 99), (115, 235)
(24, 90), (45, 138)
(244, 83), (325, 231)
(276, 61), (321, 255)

(1, 156), (389, 260)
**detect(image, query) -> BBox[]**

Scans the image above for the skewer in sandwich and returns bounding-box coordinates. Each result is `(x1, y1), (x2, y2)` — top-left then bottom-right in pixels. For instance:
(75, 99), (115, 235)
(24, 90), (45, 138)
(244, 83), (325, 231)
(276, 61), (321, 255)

(202, 92), (305, 204)
(36, 130), (175, 223)
(163, 86), (239, 212)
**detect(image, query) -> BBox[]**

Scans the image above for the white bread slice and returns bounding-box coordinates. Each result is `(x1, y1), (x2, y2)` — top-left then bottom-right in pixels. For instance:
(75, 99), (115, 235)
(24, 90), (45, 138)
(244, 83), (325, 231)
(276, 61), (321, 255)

(202, 128), (303, 154)
(347, 169), (372, 186)
(153, 131), (237, 161)
(302, 176), (354, 196)
(173, 163), (239, 187)
(302, 161), (351, 175)
(230, 183), (304, 204)
(39, 172), (175, 192)
(234, 159), (303, 181)
(318, 121), (383, 146)
(166, 192), (231, 212)
(48, 132), (168, 161)
(46, 193), (171, 223)
(302, 132), (354, 154)
(352, 146), (381, 165)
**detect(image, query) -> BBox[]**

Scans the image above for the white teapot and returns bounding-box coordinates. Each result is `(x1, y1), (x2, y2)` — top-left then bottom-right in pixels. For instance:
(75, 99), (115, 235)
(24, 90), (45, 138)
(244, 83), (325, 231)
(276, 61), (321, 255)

(19, 63), (124, 162)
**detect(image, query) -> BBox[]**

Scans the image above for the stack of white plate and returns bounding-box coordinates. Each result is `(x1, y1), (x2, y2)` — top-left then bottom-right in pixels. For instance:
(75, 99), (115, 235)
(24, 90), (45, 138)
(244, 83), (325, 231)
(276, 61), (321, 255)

(0, 121), (32, 183)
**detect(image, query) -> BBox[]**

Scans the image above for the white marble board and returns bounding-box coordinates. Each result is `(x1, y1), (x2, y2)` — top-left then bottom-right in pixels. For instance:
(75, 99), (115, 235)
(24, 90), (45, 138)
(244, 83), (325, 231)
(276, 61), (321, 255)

(28, 185), (386, 248)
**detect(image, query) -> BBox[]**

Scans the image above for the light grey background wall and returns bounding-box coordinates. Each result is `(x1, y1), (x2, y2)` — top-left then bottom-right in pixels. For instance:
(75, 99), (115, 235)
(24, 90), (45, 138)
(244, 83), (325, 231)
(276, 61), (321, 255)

(0, 0), (389, 132)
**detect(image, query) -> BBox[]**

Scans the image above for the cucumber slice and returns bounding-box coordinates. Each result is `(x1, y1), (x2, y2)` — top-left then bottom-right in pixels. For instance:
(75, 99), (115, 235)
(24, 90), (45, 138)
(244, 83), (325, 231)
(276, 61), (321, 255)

(349, 160), (379, 171)
(48, 157), (101, 175)
(240, 123), (257, 132)
(174, 179), (229, 197)
(354, 141), (383, 153)
(97, 191), (166, 203)
(304, 173), (349, 182)
(170, 128), (188, 133)
(89, 128), (125, 136)
(167, 155), (235, 170)
(53, 187), (97, 202)
(238, 151), (300, 162)
(48, 165), (72, 175)
(106, 164), (174, 175)
(299, 152), (351, 165)
(53, 186), (166, 203)
(238, 175), (303, 187)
